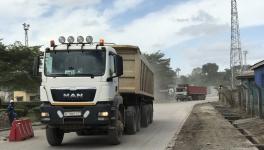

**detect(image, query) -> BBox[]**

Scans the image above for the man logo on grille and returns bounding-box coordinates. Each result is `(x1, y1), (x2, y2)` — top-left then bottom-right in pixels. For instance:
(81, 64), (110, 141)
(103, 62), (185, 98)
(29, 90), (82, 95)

(63, 93), (83, 98)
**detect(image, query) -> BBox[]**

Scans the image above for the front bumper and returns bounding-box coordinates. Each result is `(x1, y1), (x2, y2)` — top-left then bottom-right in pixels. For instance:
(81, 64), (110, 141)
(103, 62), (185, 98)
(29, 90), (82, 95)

(40, 102), (115, 127)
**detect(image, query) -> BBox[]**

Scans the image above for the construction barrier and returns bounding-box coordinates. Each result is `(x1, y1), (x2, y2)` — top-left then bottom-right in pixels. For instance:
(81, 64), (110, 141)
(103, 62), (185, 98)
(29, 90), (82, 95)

(9, 119), (34, 141)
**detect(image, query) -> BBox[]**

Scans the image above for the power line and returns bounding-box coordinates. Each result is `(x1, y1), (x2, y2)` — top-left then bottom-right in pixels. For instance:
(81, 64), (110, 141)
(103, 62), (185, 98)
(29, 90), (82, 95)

(230, 0), (243, 89)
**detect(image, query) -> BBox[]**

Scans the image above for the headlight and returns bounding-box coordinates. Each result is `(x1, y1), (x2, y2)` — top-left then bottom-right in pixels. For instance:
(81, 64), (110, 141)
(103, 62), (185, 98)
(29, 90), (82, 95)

(41, 112), (49, 117)
(98, 112), (109, 117)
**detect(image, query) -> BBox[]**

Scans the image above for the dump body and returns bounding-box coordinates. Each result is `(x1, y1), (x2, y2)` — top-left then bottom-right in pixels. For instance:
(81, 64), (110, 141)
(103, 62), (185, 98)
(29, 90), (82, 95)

(187, 85), (207, 95)
(112, 45), (154, 99)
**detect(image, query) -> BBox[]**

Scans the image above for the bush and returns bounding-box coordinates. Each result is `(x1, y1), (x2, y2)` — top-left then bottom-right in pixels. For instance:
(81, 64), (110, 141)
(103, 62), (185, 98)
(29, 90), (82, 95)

(26, 106), (40, 122)
(0, 110), (9, 128)
(15, 108), (27, 117)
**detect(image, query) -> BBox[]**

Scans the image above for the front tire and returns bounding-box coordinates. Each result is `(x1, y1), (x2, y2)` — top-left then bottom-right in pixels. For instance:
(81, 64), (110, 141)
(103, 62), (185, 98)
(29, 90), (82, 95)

(46, 126), (64, 146)
(108, 111), (124, 145)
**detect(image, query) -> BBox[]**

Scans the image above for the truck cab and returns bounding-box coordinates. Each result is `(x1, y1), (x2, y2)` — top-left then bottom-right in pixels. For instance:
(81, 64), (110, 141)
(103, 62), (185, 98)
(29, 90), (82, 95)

(175, 84), (189, 101)
(38, 36), (124, 145)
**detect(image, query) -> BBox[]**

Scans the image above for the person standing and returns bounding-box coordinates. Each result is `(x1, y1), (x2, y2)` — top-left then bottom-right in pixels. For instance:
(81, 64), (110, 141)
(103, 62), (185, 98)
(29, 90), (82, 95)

(6, 99), (17, 125)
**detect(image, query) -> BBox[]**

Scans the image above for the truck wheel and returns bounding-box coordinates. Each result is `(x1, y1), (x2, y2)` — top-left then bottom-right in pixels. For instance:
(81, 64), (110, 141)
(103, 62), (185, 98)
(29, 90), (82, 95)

(76, 131), (88, 136)
(136, 106), (141, 132)
(76, 131), (84, 136)
(125, 106), (137, 134)
(108, 111), (123, 145)
(149, 104), (153, 124)
(188, 96), (193, 101)
(141, 105), (149, 128)
(46, 126), (64, 146)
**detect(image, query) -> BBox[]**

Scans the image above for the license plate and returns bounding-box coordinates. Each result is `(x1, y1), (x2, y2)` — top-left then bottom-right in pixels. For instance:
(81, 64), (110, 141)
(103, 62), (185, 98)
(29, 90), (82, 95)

(64, 111), (82, 117)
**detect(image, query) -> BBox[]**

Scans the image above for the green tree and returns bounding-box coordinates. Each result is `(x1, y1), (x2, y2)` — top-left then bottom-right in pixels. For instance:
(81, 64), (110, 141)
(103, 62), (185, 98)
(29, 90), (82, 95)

(181, 63), (231, 87)
(0, 41), (41, 91)
(189, 67), (204, 85)
(144, 51), (176, 98)
(202, 63), (219, 85)
(202, 63), (219, 75)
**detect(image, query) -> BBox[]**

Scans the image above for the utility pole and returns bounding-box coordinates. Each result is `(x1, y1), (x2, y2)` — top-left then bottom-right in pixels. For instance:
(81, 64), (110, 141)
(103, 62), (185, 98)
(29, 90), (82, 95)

(242, 50), (248, 72)
(23, 23), (30, 46)
(243, 50), (248, 66)
(230, 0), (243, 89)
(175, 68), (181, 78)
(175, 68), (181, 86)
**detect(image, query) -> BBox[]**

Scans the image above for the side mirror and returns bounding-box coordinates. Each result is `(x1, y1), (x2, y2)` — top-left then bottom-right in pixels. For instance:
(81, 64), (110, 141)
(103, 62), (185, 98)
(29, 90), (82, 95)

(33, 56), (40, 76)
(115, 55), (123, 77)
(107, 55), (123, 82)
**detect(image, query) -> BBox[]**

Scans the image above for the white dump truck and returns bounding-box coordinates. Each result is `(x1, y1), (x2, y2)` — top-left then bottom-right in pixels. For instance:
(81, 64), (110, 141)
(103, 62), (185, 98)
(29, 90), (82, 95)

(34, 36), (154, 146)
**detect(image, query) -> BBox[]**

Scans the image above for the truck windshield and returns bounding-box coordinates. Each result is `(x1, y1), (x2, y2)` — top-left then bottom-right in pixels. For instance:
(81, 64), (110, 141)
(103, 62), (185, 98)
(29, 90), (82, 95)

(44, 50), (106, 77)
(176, 88), (186, 92)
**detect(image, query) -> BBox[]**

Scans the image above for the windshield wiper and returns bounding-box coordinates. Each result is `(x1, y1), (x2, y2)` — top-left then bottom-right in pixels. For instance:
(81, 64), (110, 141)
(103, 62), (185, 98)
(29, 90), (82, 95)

(75, 73), (95, 78)
(48, 73), (69, 77)
(47, 73), (95, 78)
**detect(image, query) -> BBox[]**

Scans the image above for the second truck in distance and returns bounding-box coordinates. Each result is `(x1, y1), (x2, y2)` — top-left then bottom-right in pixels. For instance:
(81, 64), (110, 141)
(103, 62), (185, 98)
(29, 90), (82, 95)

(175, 84), (207, 101)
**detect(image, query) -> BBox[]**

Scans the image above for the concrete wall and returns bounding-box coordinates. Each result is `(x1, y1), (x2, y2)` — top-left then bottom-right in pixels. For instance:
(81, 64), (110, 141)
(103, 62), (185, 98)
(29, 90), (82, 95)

(13, 91), (38, 102)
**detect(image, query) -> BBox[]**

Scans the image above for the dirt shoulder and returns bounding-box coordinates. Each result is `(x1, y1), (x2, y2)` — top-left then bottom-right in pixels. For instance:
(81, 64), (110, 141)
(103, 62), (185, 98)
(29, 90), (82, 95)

(172, 103), (257, 150)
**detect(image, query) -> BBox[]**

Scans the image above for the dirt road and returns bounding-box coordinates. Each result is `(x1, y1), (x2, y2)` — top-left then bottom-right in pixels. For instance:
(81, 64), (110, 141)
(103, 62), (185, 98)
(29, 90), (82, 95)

(0, 96), (217, 150)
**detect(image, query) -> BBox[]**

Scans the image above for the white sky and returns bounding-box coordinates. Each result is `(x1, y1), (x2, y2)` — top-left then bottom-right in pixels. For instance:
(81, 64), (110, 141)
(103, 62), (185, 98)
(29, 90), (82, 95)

(0, 0), (264, 74)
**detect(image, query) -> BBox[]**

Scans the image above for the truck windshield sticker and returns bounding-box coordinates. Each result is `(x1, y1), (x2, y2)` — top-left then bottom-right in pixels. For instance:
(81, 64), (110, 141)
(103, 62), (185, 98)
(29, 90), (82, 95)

(65, 70), (76, 75)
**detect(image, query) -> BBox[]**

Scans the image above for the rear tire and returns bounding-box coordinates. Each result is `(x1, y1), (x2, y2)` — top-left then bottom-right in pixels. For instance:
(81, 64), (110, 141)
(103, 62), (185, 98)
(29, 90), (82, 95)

(46, 126), (64, 146)
(141, 105), (149, 128)
(136, 106), (141, 132)
(125, 106), (137, 134)
(149, 104), (153, 124)
(76, 131), (84, 136)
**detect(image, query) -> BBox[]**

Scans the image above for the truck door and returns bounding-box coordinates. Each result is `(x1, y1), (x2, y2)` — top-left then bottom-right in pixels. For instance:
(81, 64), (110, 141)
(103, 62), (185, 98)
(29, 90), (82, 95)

(109, 53), (118, 96)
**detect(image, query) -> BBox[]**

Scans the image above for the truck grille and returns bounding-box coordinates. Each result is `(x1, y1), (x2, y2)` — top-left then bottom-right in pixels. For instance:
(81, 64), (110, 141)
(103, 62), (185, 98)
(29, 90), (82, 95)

(51, 89), (96, 102)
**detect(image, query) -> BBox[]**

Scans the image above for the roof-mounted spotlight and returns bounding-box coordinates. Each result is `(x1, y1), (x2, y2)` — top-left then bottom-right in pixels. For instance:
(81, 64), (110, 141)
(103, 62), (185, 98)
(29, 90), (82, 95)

(86, 36), (93, 44)
(77, 36), (84, 43)
(58, 36), (66, 44)
(67, 36), (75, 43)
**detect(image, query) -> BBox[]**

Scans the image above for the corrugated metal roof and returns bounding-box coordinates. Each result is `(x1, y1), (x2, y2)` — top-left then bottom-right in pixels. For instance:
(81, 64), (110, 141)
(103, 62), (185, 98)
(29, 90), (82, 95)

(236, 70), (254, 79)
(250, 60), (264, 70)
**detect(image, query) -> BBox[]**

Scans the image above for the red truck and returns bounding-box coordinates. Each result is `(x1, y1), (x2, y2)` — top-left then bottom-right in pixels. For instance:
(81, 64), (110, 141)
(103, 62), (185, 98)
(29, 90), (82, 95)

(175, 84), (207, 101)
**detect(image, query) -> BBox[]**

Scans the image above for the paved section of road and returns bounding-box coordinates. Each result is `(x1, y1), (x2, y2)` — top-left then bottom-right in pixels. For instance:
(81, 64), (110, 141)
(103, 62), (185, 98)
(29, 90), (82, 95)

(0, 96), (217, 150)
